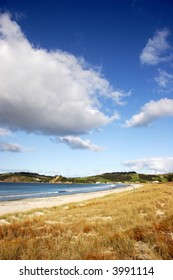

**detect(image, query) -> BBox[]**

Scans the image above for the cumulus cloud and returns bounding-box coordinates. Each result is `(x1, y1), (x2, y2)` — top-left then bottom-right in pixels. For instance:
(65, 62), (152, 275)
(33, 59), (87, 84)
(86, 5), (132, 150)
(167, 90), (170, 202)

(0, 127), (11, 136)
(140, 28), (172, 65)
(123, 157), (173, 173)
(154, 69), (173, 92)
(0, 13), (128, 138)
(0, 141), (24, 152)
(58, 136), (105, 152)
(123, 98), (173, 127)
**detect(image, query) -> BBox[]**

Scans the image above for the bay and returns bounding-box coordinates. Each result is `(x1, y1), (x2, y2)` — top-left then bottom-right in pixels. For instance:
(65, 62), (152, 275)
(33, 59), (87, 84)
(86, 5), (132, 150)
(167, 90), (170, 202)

(0, 182), (128, 202)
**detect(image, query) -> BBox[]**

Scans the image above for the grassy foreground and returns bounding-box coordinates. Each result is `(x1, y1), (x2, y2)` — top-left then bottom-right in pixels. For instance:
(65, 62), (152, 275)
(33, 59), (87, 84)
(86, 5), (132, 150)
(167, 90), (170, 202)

(0, 183), (173, 260)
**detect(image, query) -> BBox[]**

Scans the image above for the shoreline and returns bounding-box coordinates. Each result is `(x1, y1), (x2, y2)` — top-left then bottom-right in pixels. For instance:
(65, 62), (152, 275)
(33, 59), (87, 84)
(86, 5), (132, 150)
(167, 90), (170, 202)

(0, 184), (142, 216)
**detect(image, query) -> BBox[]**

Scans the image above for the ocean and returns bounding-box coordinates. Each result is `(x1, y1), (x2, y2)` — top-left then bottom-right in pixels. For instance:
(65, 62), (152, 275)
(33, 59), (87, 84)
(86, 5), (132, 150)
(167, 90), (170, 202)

(0, 182), (128, 202)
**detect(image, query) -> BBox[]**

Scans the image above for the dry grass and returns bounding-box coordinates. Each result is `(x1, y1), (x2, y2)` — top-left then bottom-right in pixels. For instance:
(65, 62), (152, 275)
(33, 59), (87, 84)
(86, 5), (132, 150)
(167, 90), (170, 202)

(0, 183), (173, 259)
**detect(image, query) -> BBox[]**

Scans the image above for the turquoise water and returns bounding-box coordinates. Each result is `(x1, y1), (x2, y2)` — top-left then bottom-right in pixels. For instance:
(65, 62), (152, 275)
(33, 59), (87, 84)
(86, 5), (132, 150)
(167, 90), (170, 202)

(0, 182), (128, 201)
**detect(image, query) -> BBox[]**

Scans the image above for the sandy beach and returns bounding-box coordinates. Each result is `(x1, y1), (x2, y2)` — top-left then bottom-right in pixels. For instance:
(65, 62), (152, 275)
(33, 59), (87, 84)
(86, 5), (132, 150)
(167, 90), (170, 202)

(0, 184), (142, 216)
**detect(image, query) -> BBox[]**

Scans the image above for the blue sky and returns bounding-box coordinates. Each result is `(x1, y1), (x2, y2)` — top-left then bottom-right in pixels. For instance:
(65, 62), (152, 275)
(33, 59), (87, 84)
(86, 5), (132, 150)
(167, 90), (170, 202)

(0, 0), (173, 176)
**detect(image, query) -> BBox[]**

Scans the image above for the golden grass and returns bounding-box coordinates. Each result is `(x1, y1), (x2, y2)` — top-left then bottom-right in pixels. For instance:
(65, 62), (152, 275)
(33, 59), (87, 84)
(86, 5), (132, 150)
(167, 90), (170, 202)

(0, 183), (173, 259)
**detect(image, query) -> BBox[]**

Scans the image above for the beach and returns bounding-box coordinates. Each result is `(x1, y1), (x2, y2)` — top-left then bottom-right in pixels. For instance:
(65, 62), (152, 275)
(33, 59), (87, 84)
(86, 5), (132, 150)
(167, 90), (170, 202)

(0, 184), (142, 216)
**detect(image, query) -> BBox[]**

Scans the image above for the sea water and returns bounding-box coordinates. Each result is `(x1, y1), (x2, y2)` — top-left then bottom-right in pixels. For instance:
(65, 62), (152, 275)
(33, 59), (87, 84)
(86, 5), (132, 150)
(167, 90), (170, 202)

(0, 182), (128, 202)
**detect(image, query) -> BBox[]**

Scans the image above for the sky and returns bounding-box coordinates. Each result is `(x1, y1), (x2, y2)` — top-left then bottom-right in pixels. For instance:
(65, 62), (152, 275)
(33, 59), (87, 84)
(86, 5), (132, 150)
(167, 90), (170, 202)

(0, 0), (173, 177)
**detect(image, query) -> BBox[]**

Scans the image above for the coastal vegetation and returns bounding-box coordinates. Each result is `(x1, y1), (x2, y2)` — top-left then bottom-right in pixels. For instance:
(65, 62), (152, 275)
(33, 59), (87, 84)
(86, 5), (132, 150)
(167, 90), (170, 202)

(0, 172), (53, 183)
(0, 183), (173, 259)
(0, 171), (173, 184)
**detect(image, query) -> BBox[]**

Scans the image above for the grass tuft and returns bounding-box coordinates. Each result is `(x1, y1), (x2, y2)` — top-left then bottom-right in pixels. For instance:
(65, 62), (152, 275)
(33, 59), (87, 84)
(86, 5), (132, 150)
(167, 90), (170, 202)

(0, 183), (173, 259)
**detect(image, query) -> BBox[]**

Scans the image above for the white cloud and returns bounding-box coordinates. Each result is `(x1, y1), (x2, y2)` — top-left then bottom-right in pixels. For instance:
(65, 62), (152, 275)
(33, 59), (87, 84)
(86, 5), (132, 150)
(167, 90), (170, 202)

(123, 98), (173, 127)
(58, 136), (105, 152)
(0, 141), (24, 152)
(0, 127), (11, 136)
(140, 28), (172, 65)
(110, 89), (132, 105)
(154, 69), (173, 92)
(123, 157), (173, 173)
(0, 127), (28, 153)
(0, 13), (128, 138)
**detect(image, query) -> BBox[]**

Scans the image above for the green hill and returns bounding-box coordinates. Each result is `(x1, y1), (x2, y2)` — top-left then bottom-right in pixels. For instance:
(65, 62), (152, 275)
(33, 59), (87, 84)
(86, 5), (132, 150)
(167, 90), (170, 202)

(0, 172), (53, 183)
(71, 171), (173, 183)
(0, 171), (173, 183)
